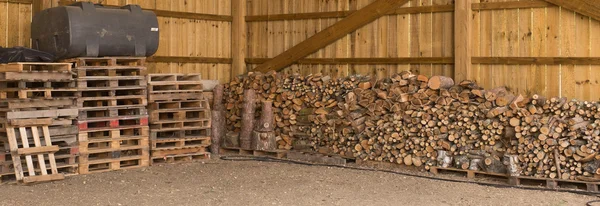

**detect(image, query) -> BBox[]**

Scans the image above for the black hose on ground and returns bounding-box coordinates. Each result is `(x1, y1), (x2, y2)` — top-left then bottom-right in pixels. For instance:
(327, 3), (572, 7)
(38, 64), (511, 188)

(219, 155), (600, 204)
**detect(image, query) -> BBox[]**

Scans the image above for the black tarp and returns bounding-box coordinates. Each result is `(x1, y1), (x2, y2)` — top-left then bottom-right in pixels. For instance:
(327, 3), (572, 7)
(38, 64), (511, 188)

(0, 47), (55, 63)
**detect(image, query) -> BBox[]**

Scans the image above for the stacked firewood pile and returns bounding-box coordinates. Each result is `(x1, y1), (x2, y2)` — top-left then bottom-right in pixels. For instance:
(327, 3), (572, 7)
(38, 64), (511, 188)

(223, 71), (600, 181)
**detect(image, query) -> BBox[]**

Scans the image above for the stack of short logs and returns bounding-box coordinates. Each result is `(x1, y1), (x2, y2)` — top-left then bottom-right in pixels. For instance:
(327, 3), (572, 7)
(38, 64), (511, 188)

(67, 57), (150, 174)
(224, 71), (600, 181)
(0, 62), (79, 182)
(147, 73), (211, 165)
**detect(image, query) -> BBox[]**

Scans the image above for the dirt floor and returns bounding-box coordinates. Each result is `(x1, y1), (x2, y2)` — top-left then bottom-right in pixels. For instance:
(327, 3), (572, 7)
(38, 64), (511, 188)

(0, 158), (597, 206)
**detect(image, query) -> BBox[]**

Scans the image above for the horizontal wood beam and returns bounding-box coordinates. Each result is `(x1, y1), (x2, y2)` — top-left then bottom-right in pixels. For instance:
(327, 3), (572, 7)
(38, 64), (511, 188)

(246, 57), (454, 65)
(246, 1), (551, 22)
(473, 57), (600, 65)
(473, 1), (552, 10)
(0, 0), (32, 3)
(147, 56), (232, 64)
(247, 57), (600, 65)
(58, 0), (232, 21)
(151, 10), (232, 21)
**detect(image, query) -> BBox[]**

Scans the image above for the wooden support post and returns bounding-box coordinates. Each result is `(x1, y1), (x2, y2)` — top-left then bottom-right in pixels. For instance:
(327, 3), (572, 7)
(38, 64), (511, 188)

(211, 85), (225, 154)
(253, 0), (409, 72)
(454, 0), (472, 82)
(231, 0), (247, 77)
(240, 89), (255, 150)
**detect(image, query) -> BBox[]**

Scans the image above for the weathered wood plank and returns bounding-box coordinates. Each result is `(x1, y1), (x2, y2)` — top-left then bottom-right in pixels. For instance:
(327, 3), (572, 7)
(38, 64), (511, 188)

(454, 0), (471, 82)
(253, 0), (410, 72)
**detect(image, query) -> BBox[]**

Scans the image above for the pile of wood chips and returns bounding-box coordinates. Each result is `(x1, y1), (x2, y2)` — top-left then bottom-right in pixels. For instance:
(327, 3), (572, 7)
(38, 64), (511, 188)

(223, 71), (600, 181)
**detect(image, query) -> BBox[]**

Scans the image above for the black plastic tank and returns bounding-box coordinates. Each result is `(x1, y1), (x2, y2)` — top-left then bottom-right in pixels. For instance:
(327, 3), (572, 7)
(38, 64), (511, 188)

(31, 2), (159, 59)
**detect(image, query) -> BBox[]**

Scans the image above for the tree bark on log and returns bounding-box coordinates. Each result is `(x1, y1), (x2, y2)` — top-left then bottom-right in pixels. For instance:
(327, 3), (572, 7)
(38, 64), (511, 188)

(240, 89), (256, 149)
(211, 85), (225, 154)
(427, 76), (455, 90)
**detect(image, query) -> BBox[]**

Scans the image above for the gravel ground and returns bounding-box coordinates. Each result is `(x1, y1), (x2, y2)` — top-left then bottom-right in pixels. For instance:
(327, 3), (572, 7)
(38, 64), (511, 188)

(0, 158), (596, 206)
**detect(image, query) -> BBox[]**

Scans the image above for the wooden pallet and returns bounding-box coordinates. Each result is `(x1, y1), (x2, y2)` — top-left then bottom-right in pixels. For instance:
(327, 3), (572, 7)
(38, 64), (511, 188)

(148, 92), (204, 103)
(429, 166), (508, 179)
(150, 152), (210, 165)
(77, 77), (146, 89)
(77, 116), (149, 131)
(78, 106), (147, 120)
(0, 148), (78, 176)
(148, 99), (210, 111)
(428, 166), (600, 192)
(150, 128), (211, 140)
(0, 108), (78, 120)
(0, 98), (74, 110)
(0, 125), (78, 139)
(77, 96), (146, 108)
(148, 73), (201, 83)
(150, 136), (211, 150)
(0, 165), (78, 184)
(149, 108), (209, 122)
(73, 66), (146, 79)
(0, 88), (78, 100)
(219, 147), (287, 158)
(62, 57), (146, 67)
(0, 62), (71, 72)
(151, 146), (208, 157)
(77, 86), (147, 98)
(150, 120), (211, 131)
(508, 176), (600, 192)
(286, 151), (353, 165)
(0, 80), (75, 90)
(79, 155), (148, 174)
(4, 119), (64, 183)
(148, 73), (203, 93)
(0, 71), (73, 81)
(78, 126), (148, 141)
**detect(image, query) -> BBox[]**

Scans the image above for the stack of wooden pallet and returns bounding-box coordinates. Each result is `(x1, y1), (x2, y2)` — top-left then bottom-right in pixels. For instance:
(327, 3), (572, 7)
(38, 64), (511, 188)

(0, 62), (78, 183)
(65, 57), (150, 174)
(147, 74), (211, 165)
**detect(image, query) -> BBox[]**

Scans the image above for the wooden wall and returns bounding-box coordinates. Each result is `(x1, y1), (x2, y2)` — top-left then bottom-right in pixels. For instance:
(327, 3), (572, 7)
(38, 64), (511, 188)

(4, 0), (600, 100)
(245, 0), (455, 78)
(245, 0), (600, 101)
(0, 0), (32, 48)
(6, 0), (233, 83)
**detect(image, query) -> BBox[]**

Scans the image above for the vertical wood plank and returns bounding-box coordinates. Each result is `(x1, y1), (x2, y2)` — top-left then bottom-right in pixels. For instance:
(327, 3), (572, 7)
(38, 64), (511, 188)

(31, 126), (48, 175)
(0, 2), (7, 47)
(506, 7), (519, 94)
(492, 0), (507, 89)
(7, 3), (19, 47)
(574, 13), (590, 100)
(531, 5), (547, 96)
(19, 127), (36, 176)
(419, 0), (433, 77)
(591, 17), (600, 101)
(560, 8), (576, 98)
(431, 0), (444, 76)
(479, 1), (493, 90)
(546, 6), (561, 97)
(454, 0), (471, 82)
(42, 126), (58, 175)
(6, 127), (23, 180)
(471, 0), (481, 83)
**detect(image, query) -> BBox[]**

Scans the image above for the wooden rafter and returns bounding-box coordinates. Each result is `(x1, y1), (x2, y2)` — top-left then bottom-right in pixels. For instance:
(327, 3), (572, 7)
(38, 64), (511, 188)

(544, 0), (600, 22)
(245, 1), (552, 22)
(252, 0), (410, 73)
